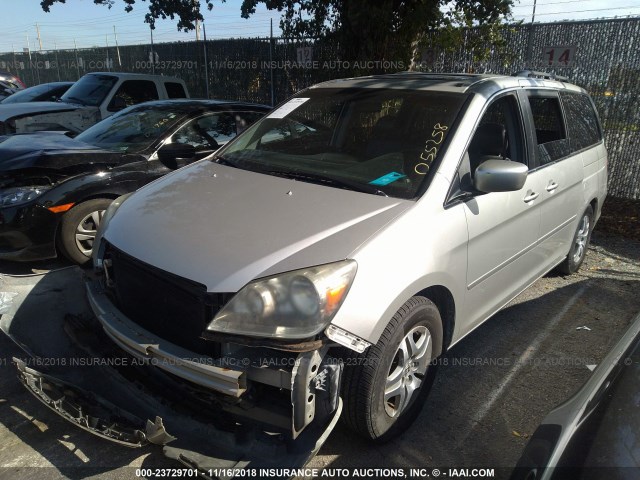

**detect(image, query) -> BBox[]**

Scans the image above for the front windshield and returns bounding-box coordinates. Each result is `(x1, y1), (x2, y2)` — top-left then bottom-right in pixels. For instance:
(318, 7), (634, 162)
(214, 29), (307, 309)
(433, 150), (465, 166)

(219, 88), (466, 199)
(76, 105), (186, 153)
(60, 74), (117, 107)
(1, 84), (49, 104)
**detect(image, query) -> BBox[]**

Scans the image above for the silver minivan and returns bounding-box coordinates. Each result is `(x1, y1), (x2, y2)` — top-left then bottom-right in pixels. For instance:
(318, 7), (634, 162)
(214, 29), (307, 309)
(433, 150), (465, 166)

(32, 72), (609, 469)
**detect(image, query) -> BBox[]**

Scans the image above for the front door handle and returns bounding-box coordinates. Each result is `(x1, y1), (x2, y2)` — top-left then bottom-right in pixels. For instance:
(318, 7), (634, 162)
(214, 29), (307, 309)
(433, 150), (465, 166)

(523, 191), (539, 203)
(546, 181), (559, 192)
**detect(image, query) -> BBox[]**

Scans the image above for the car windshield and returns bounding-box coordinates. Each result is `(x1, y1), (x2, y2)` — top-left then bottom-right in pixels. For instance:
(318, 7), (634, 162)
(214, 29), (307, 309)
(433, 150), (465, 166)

(76, 105), (187, 152)
(1, 84), (52, 104)
(218, 88), (467, 199)
(60, 74), (117, 107)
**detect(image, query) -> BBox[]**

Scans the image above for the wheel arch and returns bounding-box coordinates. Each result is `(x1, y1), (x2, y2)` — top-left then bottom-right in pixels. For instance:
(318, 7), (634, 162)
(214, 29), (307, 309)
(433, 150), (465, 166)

(589, 197), (599, 221)
(354, 274), (461, 356)
(74, 192), (122, 204)
(415, 285), (456, 354)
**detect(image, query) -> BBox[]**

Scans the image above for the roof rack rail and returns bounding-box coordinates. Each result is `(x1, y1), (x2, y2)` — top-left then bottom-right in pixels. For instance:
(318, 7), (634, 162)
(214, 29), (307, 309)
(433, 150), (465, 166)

(391, 71), (477, 76)
(513, 70), (570, 82)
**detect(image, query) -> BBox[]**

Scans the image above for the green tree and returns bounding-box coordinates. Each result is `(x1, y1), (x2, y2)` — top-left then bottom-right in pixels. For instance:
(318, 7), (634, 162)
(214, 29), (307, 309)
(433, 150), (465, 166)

(40, 0), (216, 31)
(240, 0), (513, 63)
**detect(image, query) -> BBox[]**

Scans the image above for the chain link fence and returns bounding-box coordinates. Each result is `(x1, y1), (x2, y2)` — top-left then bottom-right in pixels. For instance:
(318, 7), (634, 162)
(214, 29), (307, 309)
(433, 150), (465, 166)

(0, 17), (638, 198)
(0, 38), (407, 104)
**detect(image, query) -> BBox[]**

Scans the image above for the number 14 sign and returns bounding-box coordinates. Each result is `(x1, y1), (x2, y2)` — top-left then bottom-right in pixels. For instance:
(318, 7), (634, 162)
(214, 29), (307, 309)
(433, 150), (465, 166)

(543, 46), (576, 67)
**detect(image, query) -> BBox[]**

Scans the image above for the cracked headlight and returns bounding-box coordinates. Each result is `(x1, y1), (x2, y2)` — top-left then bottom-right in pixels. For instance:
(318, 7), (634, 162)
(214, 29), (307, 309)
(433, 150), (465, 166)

(92, 192), (132, 268)
(0, 186), (50, 206)
(207, 260), (357, 339)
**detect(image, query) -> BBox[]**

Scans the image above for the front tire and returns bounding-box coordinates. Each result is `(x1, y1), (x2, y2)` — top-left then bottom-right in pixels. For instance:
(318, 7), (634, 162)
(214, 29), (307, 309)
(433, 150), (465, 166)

(556, 205), (594, 275)
(341, 296), (443, 442)
(58, 198), (113, 265)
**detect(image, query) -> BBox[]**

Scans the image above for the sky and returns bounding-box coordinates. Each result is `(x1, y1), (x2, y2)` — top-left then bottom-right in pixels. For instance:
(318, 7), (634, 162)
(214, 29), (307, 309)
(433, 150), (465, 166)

(0, 0), (284, 52)
(0, 0), (639, 53)
(510, 0), (640, 23)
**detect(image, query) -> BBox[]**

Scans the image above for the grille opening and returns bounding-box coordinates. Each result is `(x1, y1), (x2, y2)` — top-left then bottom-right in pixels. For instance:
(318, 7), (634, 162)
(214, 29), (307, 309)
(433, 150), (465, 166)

(106, 245), (232, 356)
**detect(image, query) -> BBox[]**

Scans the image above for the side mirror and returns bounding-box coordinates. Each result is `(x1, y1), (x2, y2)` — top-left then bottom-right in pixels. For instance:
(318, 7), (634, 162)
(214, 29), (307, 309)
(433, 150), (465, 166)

(157, 143), (196, 170)
(108, 96), (127, 112)
(474, 158), (528, 193)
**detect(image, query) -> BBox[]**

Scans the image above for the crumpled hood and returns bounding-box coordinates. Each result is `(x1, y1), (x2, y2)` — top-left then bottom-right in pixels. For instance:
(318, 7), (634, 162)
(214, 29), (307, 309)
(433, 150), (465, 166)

(0, 132), (121, 172)
(105, 160), (413, 292)
(0, 101), (79, 122)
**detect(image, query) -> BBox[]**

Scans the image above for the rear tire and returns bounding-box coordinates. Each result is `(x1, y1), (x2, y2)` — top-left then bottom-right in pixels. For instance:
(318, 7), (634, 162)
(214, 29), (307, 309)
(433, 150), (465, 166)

(58, 198), (112, 265)
(341, 296), (443, 442)
(556, 205), (594, 275)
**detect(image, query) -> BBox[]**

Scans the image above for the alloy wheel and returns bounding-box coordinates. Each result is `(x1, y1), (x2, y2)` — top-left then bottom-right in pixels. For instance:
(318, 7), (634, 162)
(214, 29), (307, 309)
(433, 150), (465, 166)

(384, 325), (432, 418)
(572, 214), (590, 263)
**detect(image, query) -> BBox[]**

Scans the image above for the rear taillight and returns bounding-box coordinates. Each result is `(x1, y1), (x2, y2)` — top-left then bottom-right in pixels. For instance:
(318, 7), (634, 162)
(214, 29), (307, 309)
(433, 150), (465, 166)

(14, 76), (26, 89)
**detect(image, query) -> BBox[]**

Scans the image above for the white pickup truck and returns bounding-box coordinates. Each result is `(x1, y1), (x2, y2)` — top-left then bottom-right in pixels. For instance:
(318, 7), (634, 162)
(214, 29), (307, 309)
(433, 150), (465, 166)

(0, 72), (189, 135)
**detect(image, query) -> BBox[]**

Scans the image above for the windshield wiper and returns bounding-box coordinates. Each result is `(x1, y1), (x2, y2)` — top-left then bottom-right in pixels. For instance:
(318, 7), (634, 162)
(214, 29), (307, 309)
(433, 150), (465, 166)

(211, 155), (237, 167)
(265, 170), (388, 197)
(211, 158), (388, 196)
(211, 154), (256, 173)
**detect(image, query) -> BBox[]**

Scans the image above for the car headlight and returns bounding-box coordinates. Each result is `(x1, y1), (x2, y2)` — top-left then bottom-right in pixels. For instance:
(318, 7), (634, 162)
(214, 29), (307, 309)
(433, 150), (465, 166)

(207, 260), (357, 339)
(0, 186), (50, 206)
(92, 192), (133, 268)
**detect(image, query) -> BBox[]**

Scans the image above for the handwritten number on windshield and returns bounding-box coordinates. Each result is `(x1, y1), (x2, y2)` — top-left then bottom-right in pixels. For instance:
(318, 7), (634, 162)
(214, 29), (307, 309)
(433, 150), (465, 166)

(415, 123), (448, 175)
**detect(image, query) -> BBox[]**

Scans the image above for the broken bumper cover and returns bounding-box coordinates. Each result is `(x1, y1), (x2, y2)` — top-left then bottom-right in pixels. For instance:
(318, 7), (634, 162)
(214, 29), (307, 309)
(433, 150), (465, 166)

(86, 279), (246, 397)
(13, 356), (342, 475)
(2, 268), (343, 478)
(13, 356), (342, 476)
(15, 359), (154, 447)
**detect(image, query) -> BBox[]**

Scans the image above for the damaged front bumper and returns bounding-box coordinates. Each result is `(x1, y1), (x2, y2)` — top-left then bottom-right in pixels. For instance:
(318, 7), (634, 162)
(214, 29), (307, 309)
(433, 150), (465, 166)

(0, 203), (59, 261)
(1, 268), (344, 478)
(87, 279), (248, 397)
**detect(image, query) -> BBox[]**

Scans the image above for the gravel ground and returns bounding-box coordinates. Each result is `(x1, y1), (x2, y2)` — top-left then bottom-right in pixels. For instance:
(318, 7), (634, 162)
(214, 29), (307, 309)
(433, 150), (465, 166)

(0, 226), (639, 480)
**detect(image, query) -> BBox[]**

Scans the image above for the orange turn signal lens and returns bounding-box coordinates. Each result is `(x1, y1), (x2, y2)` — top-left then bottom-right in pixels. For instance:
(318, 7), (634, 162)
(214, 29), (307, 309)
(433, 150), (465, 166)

(47, 202), (75, 213)
(325, 283), (348, 315)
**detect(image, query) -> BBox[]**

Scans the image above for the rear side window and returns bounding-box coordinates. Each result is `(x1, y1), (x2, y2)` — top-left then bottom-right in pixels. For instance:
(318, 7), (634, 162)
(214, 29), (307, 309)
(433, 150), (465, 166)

(527, 95), (571, 165)
(560, 92), (602, 151)
(165, 82), (187, 99)
(109, 80), (159, 111)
